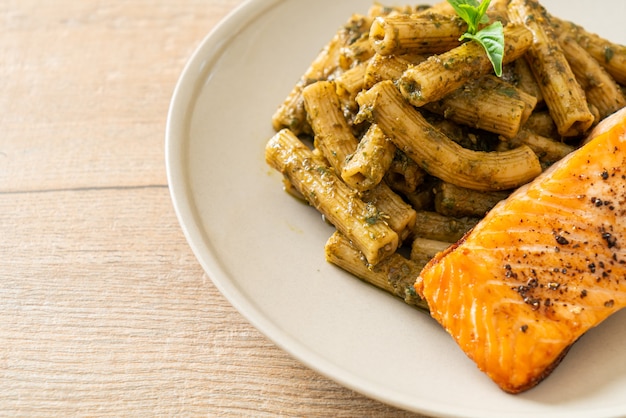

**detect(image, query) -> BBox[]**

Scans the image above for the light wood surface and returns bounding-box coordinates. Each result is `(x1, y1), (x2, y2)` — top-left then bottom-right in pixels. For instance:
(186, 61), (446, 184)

(1, 1), (429, 416)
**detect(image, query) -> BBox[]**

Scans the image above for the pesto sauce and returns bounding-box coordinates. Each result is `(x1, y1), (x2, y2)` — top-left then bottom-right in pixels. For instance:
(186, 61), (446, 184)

(604, 46), (615, 64)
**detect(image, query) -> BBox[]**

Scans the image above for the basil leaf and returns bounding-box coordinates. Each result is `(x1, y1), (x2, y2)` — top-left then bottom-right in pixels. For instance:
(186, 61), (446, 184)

(448, 0), (504, 77)
(476, 0), (492, 25)
(449, 4), (478, 32)
(461, 21), (505, 76)
(447, 0), (481, 10)
(447, 0), (492, 34)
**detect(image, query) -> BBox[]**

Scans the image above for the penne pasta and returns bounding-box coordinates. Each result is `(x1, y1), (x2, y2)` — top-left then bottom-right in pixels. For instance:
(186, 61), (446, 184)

(522, 110), (557, 138)
(367, 4), (422, 18)
(361, 182), (417, 242)
(384, 149), (426, 195)
(410, 237), (451, 268)
(272, 14), (373, 135)
(364, 53), (425, 89)
(365, 54), (536, 139)
(302, 80), (358, 173)
(404, 185), (435, 212)
(508, 0), (595, 137)
(368, 0), (456, 20)
(487, 0), (511, 24)
(424, 75), (537, 139)
(412, 210), (480, 243)
(397, 24), (533, 107)
(303, 80), (417, 241)
(369, 13), (465, 56)
(341, 123), (395, 191)
(421, 0), (456, 16)
(434, 181), (510, 218)
(552, 17), (626, 85)
(335, 60), (370, 119)
(502, 57), (544, 105)
(264, 0), (626, 336)
(325, 231), (428, 311)
(265, 129), (399, 265)
(339, 35), (375, 70)
(271, 38), (340, 135)
(356, 80), (542, 191)
(559, 35), (626, 120)
(500, 129), (576, 165)
(335, 61), (369, 102)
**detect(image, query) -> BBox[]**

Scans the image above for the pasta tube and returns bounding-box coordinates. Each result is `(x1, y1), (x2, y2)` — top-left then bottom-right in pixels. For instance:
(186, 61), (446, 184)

(412, 211), (480, 243)
(339, 35), (375, 70)
(335, 61), (369, 118)
(487, 0), (511, 25)
(553, 18), (626, 85)
(325, 231), (428, 311)
(397, 24), (533, 107)
(367, 55), (537, 138)
(364, 53), (425, 89)
(371, 0), (511, 57)
(272, 14), (372, 135)
(335, 61), (369, 102)
(502, 58), (544, 104)
(434, 181), (509, 218)
(302, 80), (358, 174)
(302, 81), (416, 242)
(367, 4), (420, 18)
(404, 185), (435, 212)
(522, 111), (557, 138)
(361, 182), (417, 242)
(369, 13), (465, 56)
(559, 35), (626, 120)
(410, 238), (451, 268)
(424, 75), (537, 139)
(368, 1), (456, 19)
(271, 37), (340, 135)
(508, 0), (595, 137)
(356, 80), (542, 191)
(500, 129), (575, 165)
(384, 149), (426, 195)
(265, 129), (399, 265)
(341, 123), (395, 191)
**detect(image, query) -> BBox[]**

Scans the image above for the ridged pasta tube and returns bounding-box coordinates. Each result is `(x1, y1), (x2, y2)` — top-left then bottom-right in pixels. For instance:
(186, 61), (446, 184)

(559, 35), (626, 120)
(272, 14), (372, 135)
(357, 80), (542, 191)
(360, 182), (417, 242)
(424, 75), (537, 139)
(303, 80), (417, 242)
(325, 231), (428, 311)
(503, 57), (544, 104)
(369, 13), (465, 56)
(410, 238), (451, 269)
(500, 129), (576, 165)
(412, 211), (480, 243)
(341, 123), (395, 191)
(302, 80), (358, 173)
(434, 181), (510, 218)
(397, 24), (533, 107)
(265, 129), (399, 265)
(553, 17), (626, 85)
(364, 53), (425, 89)
(508, 0), (595, 137)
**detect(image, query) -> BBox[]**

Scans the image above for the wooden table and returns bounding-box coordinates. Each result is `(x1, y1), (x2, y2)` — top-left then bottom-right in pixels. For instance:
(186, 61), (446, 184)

(1, 1), (428, 416)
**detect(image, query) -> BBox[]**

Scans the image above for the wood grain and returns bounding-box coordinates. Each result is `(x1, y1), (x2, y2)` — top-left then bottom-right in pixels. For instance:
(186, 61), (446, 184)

(0, 1), (428, 416)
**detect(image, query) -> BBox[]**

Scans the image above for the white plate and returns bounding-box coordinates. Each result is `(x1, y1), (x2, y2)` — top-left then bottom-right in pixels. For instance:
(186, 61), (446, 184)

(166, 1), (626, 416)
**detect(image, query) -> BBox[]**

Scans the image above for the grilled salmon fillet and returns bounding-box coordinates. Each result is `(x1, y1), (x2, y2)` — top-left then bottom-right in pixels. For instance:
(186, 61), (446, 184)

(415, 107), (626, 394)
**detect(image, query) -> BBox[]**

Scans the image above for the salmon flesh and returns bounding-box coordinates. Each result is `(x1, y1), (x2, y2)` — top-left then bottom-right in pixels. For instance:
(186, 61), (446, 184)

(416, 108), (626, 393)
